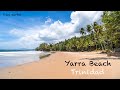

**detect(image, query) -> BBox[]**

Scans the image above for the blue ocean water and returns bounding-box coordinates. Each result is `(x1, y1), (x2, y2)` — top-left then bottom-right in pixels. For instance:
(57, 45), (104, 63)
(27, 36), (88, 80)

(0, 50), (47, 68)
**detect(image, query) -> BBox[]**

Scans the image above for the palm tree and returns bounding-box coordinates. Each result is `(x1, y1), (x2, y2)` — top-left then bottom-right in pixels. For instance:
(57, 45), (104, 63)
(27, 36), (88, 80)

(86, 25), (92, 33)
(80, 28), (86, 51)
(92, 22), (100, 50)
(80, 28), (85, 36)
(86, 25), (92, 51)
(93, 22), (105, 50)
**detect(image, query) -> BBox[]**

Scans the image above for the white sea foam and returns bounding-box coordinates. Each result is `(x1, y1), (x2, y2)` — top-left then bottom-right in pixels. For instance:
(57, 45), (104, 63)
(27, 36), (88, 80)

(0, 51), (43, 56)
(0, 51), (49, 68)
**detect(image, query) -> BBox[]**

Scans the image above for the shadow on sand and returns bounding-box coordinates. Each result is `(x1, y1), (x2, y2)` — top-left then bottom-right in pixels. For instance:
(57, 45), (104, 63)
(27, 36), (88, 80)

(79, 52), (120, 60)
(110, 52), (120, 58)
(99, 52), (120, 57)
(79, 57), (120, 60)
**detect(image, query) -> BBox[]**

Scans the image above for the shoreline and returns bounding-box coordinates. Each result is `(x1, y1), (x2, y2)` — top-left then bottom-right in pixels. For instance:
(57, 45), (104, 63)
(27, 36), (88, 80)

(0, 51), (120, 79)
(0, 52), (52, 69)
(0, 51), (51, 69)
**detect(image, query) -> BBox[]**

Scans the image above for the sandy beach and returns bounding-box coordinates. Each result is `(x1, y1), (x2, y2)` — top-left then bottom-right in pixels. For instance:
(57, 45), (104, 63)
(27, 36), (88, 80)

(0, 51), (120, 79)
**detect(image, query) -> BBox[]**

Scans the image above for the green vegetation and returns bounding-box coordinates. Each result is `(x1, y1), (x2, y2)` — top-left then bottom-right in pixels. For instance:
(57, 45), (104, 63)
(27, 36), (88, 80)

(35, 11), (120, 52)
(39, 54), (51, 59)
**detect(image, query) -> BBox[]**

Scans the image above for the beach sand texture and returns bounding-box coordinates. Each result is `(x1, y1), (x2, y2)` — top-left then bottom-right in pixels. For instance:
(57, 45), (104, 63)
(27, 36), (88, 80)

(0, 51), (120, 79)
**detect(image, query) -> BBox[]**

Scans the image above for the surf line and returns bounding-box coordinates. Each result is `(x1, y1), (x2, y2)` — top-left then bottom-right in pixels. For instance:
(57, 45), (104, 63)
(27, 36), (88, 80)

(65, 60), (111, 66)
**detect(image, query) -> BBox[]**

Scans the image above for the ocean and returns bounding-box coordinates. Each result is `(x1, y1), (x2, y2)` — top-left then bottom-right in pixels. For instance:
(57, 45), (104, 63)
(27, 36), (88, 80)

(0, 50), (48, 68)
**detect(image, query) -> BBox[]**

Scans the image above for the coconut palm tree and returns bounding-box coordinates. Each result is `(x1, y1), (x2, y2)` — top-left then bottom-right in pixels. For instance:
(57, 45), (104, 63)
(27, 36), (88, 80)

(86, 25), (92, 51)
(80, 28), (86, 51)
(80, 28), (85, 36)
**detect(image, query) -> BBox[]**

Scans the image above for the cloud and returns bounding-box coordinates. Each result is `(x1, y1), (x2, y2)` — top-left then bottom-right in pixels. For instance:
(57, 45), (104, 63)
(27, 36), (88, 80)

(7, 11), (103, 49)
(45, 18), (52, 24)
(70, 11), (103, 32)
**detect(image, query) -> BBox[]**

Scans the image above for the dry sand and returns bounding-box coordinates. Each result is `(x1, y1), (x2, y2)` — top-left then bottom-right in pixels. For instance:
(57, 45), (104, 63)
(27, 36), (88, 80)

(0, 51), (120, 79)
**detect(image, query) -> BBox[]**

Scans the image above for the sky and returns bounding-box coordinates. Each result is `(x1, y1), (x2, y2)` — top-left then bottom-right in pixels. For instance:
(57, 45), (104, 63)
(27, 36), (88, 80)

(0, 11), (103, 49)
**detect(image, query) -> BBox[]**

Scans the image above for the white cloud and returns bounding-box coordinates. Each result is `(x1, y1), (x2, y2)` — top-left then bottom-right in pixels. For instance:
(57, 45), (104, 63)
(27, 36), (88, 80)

(10, 28), (26, 37)
(45, 18), (52, 24)
(70, 11), (103, 28)
(7, 11), (103, 49)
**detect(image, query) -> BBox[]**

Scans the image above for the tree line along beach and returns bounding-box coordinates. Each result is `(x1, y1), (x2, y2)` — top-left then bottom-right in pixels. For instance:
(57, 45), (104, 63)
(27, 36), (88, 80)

(35, 11), (120, 54)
